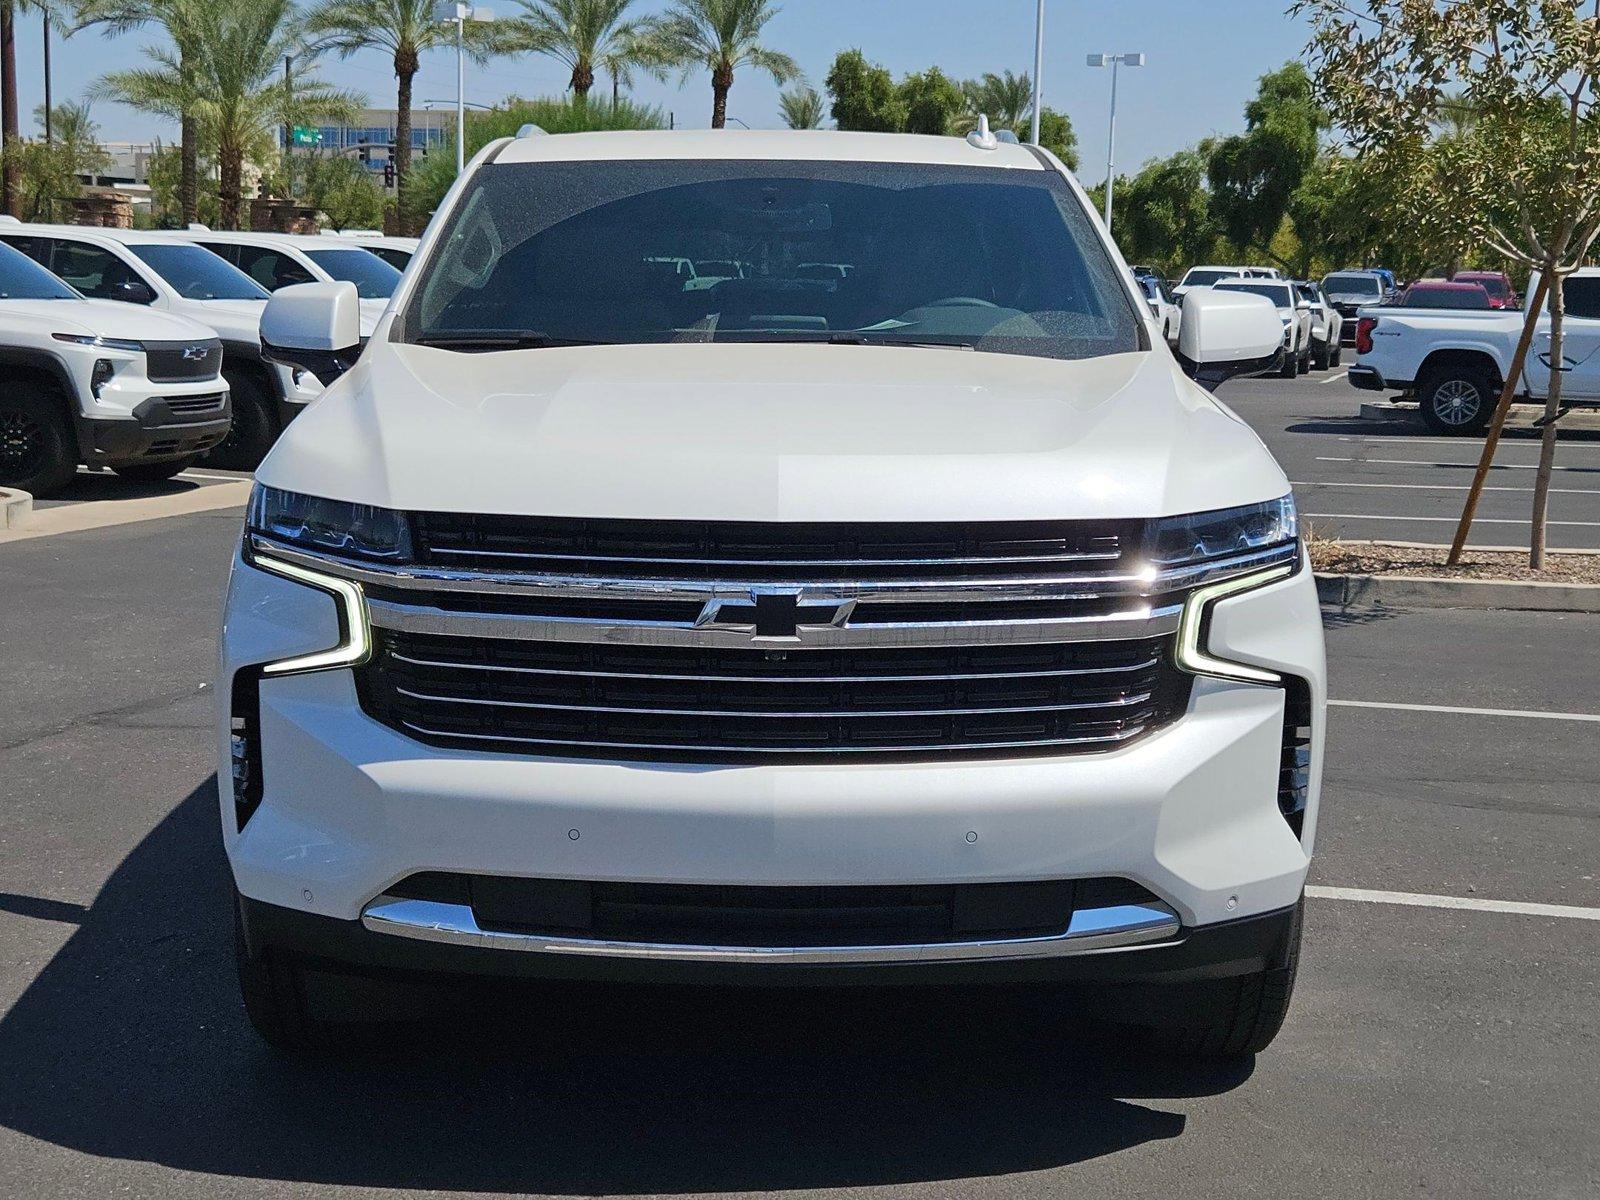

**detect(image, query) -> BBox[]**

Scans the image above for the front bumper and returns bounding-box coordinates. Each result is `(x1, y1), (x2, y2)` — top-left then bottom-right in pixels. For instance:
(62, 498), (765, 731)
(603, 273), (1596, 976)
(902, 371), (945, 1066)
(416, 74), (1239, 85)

(81, 392), (233, 465)
(218, 552), (1326, 980)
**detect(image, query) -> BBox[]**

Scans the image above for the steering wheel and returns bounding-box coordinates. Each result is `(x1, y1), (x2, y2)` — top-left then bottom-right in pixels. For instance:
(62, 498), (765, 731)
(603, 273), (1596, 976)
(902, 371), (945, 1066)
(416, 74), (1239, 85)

(923, 296), (1001, 308)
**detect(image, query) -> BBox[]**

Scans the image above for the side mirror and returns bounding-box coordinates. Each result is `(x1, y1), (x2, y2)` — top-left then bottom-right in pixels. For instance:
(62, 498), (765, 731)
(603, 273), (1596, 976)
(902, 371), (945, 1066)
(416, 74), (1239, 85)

(113, 279), (156, 305)
(1177, 289), (1283, 391)
(260, 281), (362, 383)
(1297, 299), (1312, 311)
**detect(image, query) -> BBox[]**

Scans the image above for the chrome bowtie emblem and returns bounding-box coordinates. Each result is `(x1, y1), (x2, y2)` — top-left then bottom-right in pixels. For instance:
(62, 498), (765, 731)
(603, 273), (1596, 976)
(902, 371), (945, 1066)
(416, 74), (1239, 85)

(181, 345), (210, 361)
(695, 589), (856, 638)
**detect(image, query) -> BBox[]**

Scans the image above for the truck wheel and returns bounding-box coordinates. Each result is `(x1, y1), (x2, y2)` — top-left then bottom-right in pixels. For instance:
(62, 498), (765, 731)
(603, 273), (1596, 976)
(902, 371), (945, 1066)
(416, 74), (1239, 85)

(1419, 368), (1494, 435)
(111, 455), (197, 484)
(206, 374), (275, 470)
(1110, 899), (1303, 1061)
(1331, 343), (1343, 368)
(1312, 341), (1330, 371)
(0, 384), (78, 497)
(1278, 347), (1298, 379)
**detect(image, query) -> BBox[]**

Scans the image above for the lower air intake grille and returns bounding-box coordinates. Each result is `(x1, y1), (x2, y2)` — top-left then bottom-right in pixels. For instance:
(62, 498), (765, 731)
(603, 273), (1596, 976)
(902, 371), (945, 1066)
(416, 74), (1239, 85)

(1279, 676), (1313, 838)
(356, 629), (1190, 763)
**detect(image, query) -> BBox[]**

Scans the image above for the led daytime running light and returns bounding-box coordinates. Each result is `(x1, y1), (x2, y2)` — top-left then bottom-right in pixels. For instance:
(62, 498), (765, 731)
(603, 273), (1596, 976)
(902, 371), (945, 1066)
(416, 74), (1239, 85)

(253, 554), (372, 676)
(1174, 564), (1294, 684)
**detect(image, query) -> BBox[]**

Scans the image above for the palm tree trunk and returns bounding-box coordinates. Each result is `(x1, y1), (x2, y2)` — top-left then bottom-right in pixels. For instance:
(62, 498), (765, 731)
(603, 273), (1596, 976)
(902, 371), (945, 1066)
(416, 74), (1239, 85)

(711, 63), (733, 129)
(219, 142), (243, 230)
(0, 2), (19, 218)
(1529, 272), (1565, 570)
(179, 48), (197, 226)
(394, 47), (417, 234)
(572, 61), (593, 105)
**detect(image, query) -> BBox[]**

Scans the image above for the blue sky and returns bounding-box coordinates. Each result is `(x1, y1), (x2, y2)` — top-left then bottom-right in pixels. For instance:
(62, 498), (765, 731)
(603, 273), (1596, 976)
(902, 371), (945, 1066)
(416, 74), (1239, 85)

(19, 1), (1312, 183)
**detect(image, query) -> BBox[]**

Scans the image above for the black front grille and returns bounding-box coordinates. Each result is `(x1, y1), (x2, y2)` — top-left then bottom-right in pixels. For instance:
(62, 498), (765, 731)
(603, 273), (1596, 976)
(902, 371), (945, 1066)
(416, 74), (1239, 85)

(144, 339), (223, 383)
(1279, 676), (1313, 838)
(412, 513), (1140, 582)
(357, 629), (1190, 762)
(163, 392), (227, 416)
(387, 872), (1162, 947)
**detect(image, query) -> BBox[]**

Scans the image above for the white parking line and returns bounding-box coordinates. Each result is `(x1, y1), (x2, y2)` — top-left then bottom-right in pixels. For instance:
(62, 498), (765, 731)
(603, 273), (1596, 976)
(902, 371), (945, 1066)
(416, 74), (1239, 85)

(1306, 512), (1600, 527)
(1320, 370), (1349, 384)
(1316, 455), (1600, 473)
(177, 470), (253, 484)
(1294, 479), (1600, 495)
(1307, 885), (1600, 922)
(1330, 698), (1600, 723)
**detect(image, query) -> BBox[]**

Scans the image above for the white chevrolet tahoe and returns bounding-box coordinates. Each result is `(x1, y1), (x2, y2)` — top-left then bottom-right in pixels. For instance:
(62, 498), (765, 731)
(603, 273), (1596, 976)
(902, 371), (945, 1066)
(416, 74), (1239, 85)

(221, 130), (1326, 1060)
(0, 223), (323, 466)
(1349, 267), (1600, 433)
(0, 239), (230, 495)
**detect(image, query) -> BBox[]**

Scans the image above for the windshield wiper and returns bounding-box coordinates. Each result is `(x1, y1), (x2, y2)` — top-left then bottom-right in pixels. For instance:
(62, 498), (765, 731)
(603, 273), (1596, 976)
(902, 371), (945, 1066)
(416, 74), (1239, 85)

(413, 331), (608, 351)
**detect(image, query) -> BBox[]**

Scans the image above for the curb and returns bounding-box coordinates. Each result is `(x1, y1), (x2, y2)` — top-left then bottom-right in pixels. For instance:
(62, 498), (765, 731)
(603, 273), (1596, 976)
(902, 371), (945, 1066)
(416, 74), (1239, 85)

(1316, 571), (1600, 614)
(0, 487), (32, 530)
(1358, 399), (1600, 433)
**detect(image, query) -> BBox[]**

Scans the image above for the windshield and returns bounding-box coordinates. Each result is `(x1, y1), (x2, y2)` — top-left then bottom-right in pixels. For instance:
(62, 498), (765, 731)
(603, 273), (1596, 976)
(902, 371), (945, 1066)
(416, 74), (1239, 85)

(129, 243), (269, 301)
(1182, 269), (1237, 287)
(1403, 286), (1489, 309)
(407, 159), (1142, 360)
(305, 248), (403, 298)
(1216, 281), (1293, 308)
(1459, 275), (1509, 297)
(0, 241), (77, 299)
(1322, 273), (1382, 296)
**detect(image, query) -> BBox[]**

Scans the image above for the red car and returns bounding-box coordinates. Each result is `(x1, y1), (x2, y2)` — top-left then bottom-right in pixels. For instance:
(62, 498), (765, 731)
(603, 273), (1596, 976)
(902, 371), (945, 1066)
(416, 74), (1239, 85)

(1398, 280), (1494, 309)
(1450, 270), (1519, 309)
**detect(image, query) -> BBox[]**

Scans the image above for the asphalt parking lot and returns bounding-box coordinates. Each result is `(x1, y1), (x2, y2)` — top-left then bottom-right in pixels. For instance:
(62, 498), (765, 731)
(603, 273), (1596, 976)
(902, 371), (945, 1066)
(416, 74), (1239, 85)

(1, 374), (1596, 1200)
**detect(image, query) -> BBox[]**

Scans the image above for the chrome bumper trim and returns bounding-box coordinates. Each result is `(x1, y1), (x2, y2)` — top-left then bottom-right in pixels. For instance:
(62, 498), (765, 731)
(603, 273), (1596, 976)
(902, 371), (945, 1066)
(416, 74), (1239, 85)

(358, 896), (1183, 964)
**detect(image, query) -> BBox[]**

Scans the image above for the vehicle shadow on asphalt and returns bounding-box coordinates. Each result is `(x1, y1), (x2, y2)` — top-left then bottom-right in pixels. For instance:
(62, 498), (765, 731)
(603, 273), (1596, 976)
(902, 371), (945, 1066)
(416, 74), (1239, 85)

(0, 780), (1253, 1193)
(1286, 416), (1600, 443)
(41, 474), (206, 507)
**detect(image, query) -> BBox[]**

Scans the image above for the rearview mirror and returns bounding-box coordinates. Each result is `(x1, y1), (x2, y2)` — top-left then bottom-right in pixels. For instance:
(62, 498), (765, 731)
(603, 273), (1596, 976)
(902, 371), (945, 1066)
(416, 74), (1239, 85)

(260, 281), (362, 383)
(1177, 289), (1283, 391)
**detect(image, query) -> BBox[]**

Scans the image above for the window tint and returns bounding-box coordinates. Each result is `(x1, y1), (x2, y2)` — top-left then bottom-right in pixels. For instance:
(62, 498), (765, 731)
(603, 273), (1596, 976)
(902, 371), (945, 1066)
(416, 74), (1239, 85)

(232, 245), (317, 291)
(409, 159), (1143, 361)
(127, 243), (270, 300)
(366, 245), (412, 270)
(0, 234), (50, 267)
(1183, 269), (1238, 287)
(1322, 273), (1382, 296)
(1402, 286), (1489, 310)
(304, 247), (402, 298)
(48, 240), (144, 299)
(1215, 281), (1293, 307)
(0, 240), (78, 299)
(1561, 277), (1600, 320)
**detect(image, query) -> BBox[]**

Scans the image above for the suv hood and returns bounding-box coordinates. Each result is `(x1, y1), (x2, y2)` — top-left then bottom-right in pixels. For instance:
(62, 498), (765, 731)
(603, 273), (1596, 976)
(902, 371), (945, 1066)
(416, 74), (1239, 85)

(259, 342), (1290, 523)
(181, 299), (267, 342)
(0, 297), (216, 341)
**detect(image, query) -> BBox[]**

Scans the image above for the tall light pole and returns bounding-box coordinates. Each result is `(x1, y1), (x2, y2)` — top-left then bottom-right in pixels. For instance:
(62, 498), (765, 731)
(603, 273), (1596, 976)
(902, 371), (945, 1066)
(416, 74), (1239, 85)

(435, 2), (494, 176)
(1029, 0), (1045, 146)
(1086, 52), (1144, 231)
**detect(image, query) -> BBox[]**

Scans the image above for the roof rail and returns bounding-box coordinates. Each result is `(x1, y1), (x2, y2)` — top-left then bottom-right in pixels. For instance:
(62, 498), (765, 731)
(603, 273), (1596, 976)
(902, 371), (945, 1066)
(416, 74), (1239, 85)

(515, 123), (549, 138)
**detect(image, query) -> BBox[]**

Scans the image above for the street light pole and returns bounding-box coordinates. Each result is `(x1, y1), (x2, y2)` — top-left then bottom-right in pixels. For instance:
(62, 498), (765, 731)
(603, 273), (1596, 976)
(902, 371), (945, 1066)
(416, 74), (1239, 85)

(1086, 52), (1144, 232)
(1029, 0), (1045, 146)
(435, 2), (495, 177)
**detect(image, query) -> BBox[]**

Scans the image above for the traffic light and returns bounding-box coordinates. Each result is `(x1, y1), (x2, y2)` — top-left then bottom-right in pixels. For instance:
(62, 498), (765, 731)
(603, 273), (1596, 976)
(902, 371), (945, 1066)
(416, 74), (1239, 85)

(383, 161), (395, 188)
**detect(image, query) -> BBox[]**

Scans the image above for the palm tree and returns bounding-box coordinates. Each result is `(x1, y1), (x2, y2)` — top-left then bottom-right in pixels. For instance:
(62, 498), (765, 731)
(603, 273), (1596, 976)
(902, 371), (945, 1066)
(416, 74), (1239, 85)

(97, 0), (360, 227)
(646, 0), (798, 129)
(960, 70), (1032, 134)
(303, 0), (502, 232)
(74, 0), (209, 224)
(508, 0), (659, 106)
(2, 0), (55, 216)
(777, 83), (822, 129)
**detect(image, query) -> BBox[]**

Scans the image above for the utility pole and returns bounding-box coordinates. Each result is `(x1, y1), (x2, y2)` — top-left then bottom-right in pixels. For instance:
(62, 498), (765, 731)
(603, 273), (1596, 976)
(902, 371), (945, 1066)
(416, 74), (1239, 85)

(1086, 52), (1145, 231)
(42, 19), (52, 144)
(283, 55), (293, 200)
(1029, 0), (1045, 146)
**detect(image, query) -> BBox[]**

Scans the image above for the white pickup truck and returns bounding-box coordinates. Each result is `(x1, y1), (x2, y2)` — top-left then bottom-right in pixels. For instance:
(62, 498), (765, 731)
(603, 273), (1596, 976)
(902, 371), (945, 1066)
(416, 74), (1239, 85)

(1349, 267), (1600, 434)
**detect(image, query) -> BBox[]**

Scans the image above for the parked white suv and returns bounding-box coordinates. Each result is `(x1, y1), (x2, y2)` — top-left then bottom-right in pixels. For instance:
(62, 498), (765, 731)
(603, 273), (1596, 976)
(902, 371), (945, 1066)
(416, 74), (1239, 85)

(0, 239), (230, 494)
(168, 228), (398, 330)
(1215, 278), (1313, 378)
(0, 223), (322, 466)
(222, 130), (1325, 1059)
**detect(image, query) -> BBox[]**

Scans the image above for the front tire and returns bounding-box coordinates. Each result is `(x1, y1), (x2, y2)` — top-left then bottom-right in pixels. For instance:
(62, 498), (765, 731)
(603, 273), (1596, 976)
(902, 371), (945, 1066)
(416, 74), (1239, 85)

(1312, 340), (1330, 371)
(111, 455), (197, 484)
(0, 384), (78, 497)
(1278, 346), (1298, 379)
(206, 373), (275, 469)
(1419, 366), (1495, 435)
(1110, 899), (1303, 1061)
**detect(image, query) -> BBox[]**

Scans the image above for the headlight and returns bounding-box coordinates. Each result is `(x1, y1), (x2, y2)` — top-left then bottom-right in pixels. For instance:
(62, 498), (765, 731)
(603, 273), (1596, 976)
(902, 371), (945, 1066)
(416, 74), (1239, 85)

(1146, 497), (1298, 568)
(246, 485), (412, 563)
(53, 332), (144, 353)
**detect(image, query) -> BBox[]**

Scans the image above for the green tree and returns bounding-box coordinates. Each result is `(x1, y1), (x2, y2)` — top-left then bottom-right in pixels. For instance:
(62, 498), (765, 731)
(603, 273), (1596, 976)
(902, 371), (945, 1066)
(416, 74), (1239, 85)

(4, 0), (57, 216)
(960, 69), (1032, 132)
(777, 83), (823, 129)
(824, 48), (899, 132)
(646, 0), (799, 129)
(1205, 62), (1328, 271)
(408, 94), (665, 216)
(145, 137), (219, 226)
(74, 0), (211, 225)
(1113, 148), (1216, 275)
(1297, 0), (1600, 568)
(503, 0), (659, 104)
(302, 0), (502, 234)
(897, 65), (962, 136)
(1036, 106), (1077, 171)
(96, 0), (360, 227)
(299, 151), (386, 229)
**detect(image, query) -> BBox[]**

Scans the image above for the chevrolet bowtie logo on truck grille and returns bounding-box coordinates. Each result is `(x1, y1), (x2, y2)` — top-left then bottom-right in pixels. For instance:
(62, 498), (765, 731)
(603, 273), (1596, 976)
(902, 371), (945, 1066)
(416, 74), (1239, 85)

(181, 345), (211, 361)
(695, 590), (856, 638)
